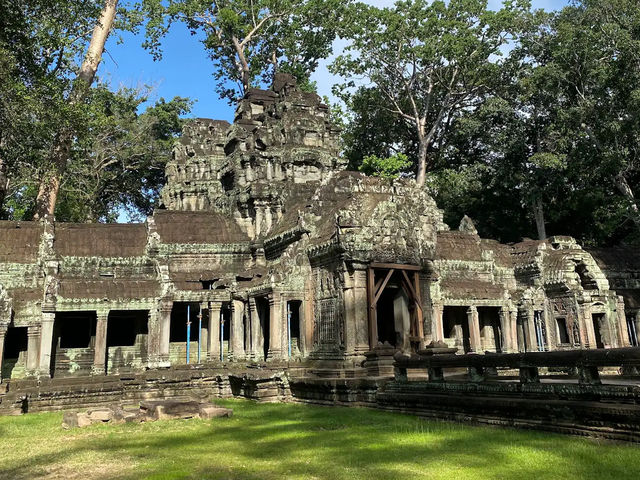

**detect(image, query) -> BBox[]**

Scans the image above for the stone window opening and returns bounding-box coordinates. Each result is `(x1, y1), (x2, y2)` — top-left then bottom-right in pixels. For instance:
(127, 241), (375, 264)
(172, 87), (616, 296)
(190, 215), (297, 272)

(555, 317), (571, 345)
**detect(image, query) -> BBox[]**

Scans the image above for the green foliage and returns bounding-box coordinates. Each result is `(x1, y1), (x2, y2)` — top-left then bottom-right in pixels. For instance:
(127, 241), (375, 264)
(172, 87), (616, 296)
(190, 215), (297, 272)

(332, 0), (529, 183)
(359, 153), (412, 179)
(54, 87), (191, 222)
(339, 0), (640, 245)
(0, 0), (188, 222)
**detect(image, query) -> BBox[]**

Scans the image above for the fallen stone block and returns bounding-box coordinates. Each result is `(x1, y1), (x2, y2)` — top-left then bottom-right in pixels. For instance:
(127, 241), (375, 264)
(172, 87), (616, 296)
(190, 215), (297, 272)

(62, 412), (92, 429)
(199, 405), (233, 419)
(111, 405), (144, 424)
(88, 408), (113, 422)
(140, 400), (201, 420)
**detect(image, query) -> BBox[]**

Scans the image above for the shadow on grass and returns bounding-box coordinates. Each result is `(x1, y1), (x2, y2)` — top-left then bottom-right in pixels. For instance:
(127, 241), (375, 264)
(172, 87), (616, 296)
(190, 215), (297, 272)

(1, 400), (639, 480)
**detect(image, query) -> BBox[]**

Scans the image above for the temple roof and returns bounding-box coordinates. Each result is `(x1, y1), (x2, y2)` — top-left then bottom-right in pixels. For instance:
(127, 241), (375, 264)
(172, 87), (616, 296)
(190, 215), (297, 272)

(153, 210), (249, 244)
(0, 221), (43, 263)
(54, 223), (147, 257)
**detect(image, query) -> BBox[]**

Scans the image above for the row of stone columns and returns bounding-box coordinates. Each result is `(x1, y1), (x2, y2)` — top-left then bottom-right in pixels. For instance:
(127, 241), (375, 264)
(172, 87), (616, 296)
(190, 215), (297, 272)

(431, 304), (520, 354)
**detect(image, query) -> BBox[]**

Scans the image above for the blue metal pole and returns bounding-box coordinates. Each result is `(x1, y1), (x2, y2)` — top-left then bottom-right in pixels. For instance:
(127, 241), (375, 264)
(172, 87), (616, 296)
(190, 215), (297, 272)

(186, 304), (191, 364)
(198, 305), (202, 363)
(220, 308), (225, 362)
(287, 302), (292, 359)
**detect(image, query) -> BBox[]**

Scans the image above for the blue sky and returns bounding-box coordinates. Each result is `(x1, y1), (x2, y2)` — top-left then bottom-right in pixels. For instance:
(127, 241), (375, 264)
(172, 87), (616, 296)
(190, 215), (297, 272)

(101, 0), (569, 122)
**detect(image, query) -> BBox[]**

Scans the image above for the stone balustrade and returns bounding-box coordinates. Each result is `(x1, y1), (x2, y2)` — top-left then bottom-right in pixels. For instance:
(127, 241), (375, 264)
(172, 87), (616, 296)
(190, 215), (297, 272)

(393, 347), (640, 385)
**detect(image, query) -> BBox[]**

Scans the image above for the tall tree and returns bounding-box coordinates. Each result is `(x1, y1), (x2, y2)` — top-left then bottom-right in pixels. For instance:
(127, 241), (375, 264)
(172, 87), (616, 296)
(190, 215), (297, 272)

(33, 0), (119, 219)
(0, 0), (106, 216)
(143, 0), (344, 103)
(331, 0), (527, 187)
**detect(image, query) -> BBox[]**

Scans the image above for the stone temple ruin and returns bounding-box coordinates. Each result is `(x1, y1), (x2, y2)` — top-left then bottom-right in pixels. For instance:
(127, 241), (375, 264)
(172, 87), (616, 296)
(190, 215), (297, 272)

(0, 74), (639, 438)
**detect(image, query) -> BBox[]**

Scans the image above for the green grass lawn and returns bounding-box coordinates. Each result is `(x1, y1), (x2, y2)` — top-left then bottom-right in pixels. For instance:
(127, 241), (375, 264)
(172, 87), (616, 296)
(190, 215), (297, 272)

(0, 399), (638, 480)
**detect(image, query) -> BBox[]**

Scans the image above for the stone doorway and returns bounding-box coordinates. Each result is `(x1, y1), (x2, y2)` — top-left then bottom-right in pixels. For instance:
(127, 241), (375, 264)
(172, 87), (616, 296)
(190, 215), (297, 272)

(106, 310), (150, 374)
(2, 326), (28, 380)
(478, 307), (502, 353)
(367, 264), (424, 352)
(51, 311), (97, 377)
(169, 302), (207, 364)
(442, 306), (471, 353)
(287, 300), (302, 357)
(255, 297), (270, 361)
(592, 313), (606, 348)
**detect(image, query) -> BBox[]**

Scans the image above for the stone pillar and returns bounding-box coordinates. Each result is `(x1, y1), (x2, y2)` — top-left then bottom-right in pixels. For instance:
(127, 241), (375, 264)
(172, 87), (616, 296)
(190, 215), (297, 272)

(157, 302), (172, 366)
(467, 306), (482, 353)
(353, 269), (370, 355)
(26, 325), (41, 374)
(244, 305), (251, 359)
(582, 304), (597, 349)
(507, 308), (518, 353)
(268, 293), (283, 360)
(249, 298), (262, 360)
(525, 308), (537, 352)
(0, 324), (6, 383)
(431, 302), (444, 342)
(208, 301), (221, 361)
(38, 312), (55, 377)
(230, 299), (245, 360)
(92, 310), (109, 375)
(616, 297), (631, 347)
(343, 270), (357, 356)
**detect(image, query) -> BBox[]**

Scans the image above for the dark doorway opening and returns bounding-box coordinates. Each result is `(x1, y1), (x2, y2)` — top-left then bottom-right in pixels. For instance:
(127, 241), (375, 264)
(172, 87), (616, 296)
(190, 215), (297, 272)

(287, 300), (302, 356)
(555, 317), (570, 345)
(478, 307), (502, 353)
(376, 288), (398, 346)
(107, 311), (148, 347)
(2, 326), (28, 379)
(106, 310), (149, 373)
(443, 306), (471, 353)
(170, 303), (200, 342)
(592, 313), (605, 348)
(52, 311), (97, 377)
(256, 297), (270, 361)
(369, 267), (421, 352)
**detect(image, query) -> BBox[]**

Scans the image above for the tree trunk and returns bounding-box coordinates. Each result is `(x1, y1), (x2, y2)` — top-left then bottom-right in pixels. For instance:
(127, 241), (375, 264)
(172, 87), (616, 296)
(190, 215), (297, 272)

(0, 137), (9, 217)
(415, 137), (428, 187)
(232, 37), (251, 94)
(33, 0), (118, 219)
(533, 197), (547, 240)
(615, 173), (640, 229)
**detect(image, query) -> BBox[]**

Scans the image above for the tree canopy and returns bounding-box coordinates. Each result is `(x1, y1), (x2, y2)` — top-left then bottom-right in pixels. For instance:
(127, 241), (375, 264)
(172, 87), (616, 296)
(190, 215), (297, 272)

(142, 0), (346, 103)
(0, 0), (638, 248)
